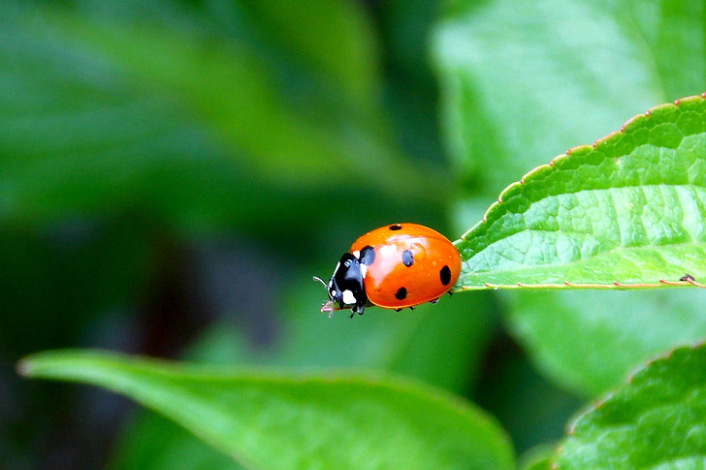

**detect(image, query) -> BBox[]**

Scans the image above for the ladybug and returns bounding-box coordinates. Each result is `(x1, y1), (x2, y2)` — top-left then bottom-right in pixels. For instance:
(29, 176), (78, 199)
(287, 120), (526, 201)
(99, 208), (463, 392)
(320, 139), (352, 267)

(315, 223), (462, 317)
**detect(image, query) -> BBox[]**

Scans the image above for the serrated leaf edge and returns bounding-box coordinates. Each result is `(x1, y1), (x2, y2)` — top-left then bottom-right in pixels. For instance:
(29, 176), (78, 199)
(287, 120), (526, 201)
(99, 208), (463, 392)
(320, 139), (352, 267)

(457, 92), (706, 241)
(453, 92), (706, 291)
(564, 340), (706, 436)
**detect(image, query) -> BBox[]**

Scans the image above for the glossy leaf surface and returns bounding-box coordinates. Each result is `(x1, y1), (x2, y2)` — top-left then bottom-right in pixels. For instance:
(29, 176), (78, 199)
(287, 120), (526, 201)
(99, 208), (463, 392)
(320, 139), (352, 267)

(557, 344), (706, 469)
(20, 350), (514, 470)
(453, 95), (706, 289)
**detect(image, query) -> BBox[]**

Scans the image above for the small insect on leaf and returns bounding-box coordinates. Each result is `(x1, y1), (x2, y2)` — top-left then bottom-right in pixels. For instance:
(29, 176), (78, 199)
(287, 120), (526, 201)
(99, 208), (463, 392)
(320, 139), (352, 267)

(316, 224), (461, 317)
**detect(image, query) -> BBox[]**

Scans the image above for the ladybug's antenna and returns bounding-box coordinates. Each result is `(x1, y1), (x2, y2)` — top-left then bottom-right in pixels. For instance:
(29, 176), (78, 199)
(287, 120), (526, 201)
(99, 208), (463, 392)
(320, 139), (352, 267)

(312, 276), (327, 288)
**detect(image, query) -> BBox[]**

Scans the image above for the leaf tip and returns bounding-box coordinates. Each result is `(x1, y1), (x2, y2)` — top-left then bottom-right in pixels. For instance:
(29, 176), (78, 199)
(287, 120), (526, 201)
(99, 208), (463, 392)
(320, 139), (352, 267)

(16, 358), (34, 378)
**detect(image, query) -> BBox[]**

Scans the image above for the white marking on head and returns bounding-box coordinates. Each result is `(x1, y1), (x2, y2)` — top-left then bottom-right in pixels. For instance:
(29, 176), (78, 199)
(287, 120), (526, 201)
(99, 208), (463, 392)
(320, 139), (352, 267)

(360, 264), (368, 278)
(352, 250), (360, 259)
(342, 289), (356, 305)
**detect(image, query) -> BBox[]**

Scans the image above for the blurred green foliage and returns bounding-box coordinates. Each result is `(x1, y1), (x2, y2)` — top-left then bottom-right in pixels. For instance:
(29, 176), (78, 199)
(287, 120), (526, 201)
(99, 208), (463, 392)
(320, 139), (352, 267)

(1, 0), (479, 468)
(2, 0), (704, 468)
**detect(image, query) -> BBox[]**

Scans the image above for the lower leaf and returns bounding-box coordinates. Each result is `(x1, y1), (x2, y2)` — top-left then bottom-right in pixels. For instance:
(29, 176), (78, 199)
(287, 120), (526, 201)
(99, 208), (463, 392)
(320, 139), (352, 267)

(19, 350), (514, 470)
(557, 343), (706, 469)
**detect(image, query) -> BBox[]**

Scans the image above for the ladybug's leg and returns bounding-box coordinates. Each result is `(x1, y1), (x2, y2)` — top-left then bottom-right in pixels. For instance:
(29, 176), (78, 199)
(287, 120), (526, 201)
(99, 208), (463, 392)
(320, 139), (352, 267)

(429, 298), (439, 304)
(351, 302), (365, 317)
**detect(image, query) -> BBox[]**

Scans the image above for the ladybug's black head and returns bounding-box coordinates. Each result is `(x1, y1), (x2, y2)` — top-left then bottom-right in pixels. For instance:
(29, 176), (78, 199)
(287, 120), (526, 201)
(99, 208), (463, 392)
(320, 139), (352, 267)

(316, 252), (367, 317)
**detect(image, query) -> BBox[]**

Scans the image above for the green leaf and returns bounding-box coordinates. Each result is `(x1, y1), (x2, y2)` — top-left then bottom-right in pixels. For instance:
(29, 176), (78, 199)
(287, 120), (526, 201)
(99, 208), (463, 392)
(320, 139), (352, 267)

(556, 344), (706, 469)
(432, 0), (706, 405)
(109, 280), (498, 470)
(433, 0), (704, 235)
(517, 444), (555, 470)
(110, 412), (243, 470)
(506, 290), (706, 397)
(434, 0), (706, 287)
(520, 457), (552, 470)
(453, 94), (706, 289)
(20, 350), (515, 470)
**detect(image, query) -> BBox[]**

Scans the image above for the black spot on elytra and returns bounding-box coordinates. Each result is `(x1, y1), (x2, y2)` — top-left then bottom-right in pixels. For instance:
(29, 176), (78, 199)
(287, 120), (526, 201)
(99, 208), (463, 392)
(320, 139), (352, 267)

(402, 250), (414, 267)
(440, 265), (452, 285)
(389, 224), (402, 231)
(395, 287), (407, 300)
(360, 246), (376, 265)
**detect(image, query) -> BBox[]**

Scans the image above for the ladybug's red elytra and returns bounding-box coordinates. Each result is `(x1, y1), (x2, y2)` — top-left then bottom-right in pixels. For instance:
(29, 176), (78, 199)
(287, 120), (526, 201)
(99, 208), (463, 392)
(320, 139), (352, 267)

(315, 223), (461, 317)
